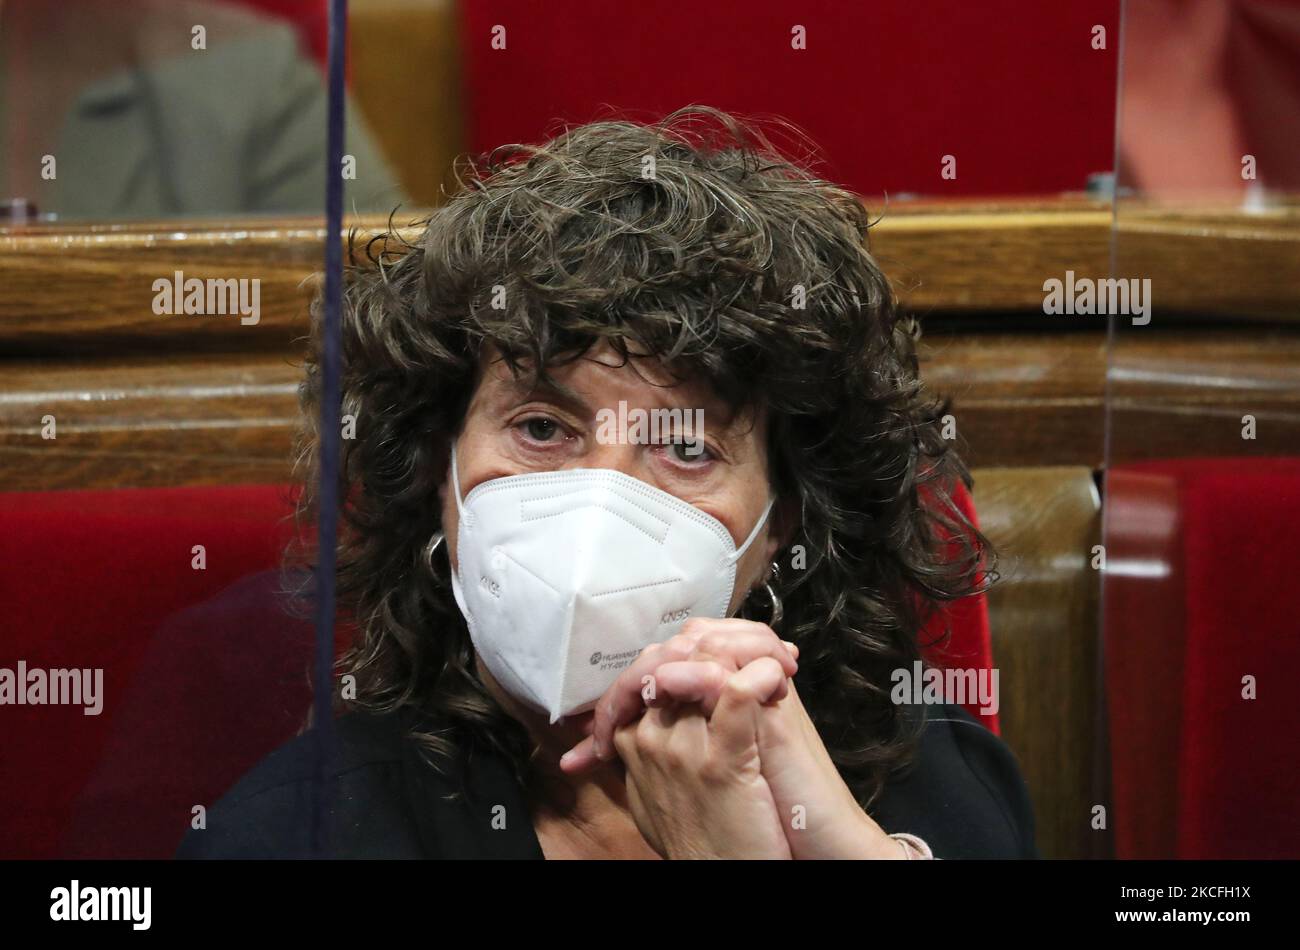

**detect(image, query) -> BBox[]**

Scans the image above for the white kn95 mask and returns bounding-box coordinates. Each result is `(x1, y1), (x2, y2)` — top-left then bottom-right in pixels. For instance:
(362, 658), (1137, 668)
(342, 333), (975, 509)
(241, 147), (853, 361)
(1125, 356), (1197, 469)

(447, 439), (775, 723)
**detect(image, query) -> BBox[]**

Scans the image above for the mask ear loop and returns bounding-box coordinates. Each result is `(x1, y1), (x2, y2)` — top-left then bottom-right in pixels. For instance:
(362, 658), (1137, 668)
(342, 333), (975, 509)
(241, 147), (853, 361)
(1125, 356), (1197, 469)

(727, 495), (777, 565)
(728, 496), (781, 628)
(450, 438), (470, 526)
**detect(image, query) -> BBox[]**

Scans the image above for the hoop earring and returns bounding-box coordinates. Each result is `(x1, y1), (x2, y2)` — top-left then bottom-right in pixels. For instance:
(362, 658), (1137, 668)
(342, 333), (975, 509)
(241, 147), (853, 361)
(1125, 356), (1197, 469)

(761, 560), (783, 630)
(424, 531), (446, 580)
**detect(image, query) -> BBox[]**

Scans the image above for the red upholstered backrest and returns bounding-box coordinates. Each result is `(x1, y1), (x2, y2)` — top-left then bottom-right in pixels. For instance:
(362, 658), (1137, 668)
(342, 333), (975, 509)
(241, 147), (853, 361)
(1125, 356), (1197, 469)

(1105, 458), (1300, 859)
(0, 480), (994, 858)
(456, 0), (1118, 199)
(917, 481), (999, 734)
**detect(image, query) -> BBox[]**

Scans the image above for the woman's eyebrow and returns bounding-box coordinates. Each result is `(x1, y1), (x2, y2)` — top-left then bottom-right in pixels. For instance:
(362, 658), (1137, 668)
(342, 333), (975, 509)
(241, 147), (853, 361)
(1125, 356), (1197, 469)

(490, 373), (743, 440)
(497, 376), (591, 417)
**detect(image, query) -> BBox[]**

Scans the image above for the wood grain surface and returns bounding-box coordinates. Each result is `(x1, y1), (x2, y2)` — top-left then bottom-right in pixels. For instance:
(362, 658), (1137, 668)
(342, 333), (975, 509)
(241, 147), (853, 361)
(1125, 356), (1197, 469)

(972, 465), (1105, 860)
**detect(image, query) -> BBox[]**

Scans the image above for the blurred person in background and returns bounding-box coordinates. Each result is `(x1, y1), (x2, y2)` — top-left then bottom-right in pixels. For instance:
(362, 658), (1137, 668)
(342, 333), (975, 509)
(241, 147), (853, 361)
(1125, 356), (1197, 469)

(0, 0), (403, 219)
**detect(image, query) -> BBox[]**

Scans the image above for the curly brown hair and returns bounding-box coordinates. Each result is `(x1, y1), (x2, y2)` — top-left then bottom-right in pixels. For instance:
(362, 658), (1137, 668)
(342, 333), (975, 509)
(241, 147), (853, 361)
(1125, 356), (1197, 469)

(294, 106), (993, 809)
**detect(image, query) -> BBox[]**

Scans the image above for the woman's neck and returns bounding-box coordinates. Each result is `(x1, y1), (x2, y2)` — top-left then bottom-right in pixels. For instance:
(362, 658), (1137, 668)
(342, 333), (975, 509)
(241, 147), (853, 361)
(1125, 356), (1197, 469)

(474, 657), (660, 859)
(527, 756), (661, 860)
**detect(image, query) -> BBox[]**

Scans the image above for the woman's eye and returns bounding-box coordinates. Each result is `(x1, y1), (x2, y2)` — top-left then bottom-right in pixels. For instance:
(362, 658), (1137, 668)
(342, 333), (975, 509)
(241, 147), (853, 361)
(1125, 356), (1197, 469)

(669, 439), (713, 463)
(521, 417), (561, 442)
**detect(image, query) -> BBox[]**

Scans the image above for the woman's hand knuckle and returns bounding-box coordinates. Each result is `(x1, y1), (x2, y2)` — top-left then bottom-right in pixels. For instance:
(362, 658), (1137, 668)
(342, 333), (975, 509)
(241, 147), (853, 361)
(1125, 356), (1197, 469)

(665, 632), (695, 655)
(698, 630), (725, 654)
(679, 617), (709, 639)
(633, 717), (658, 752)
(613, 725), (635, 758)
(720, 675), (757, 705)
(697, 758), (731, 787)
(659, 742), (689, 771)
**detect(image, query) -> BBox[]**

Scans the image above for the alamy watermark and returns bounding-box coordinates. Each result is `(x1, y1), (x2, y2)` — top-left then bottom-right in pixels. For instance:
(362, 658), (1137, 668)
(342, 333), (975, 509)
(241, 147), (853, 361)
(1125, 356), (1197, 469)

(1043, 270), (1151, 325)
(0, 661), (103, 715)
(50, 880), (150, 930)
(152, 270), (260, 325)
(890, 661), (999, 717)
(595, 400), (706, 456)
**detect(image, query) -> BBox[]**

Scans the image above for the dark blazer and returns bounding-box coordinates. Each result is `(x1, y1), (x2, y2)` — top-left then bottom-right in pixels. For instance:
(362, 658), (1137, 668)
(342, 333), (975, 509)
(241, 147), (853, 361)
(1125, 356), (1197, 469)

(175, 701), (1038, 860)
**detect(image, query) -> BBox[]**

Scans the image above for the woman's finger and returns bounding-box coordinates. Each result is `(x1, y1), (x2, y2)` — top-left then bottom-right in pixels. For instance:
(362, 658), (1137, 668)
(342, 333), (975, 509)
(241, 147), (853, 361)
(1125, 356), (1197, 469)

(588, 632), (704, 760)
(650, 658), (789, 717)
(560, 659), (734, 774)
(588, 620), (797, 762)
(708, 656), (790, 759)
(676, 618), (799, 673)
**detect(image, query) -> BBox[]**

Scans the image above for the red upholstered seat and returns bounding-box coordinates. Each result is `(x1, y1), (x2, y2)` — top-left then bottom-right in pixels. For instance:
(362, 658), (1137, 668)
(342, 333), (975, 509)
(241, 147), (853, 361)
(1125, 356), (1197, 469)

(0, 486), (310, 859)
(0, 480), (994, 858)
(1105, 458), (1300, 859)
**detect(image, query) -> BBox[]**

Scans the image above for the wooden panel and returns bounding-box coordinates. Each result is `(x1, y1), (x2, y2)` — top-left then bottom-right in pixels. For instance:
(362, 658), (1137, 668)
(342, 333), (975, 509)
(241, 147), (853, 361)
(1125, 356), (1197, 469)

(920, 331), (1108, 469)
(871, 198), (1111, 311)
(5, 199), (1295, 355)
(1107, 327), (1300, 463)
(879, 196), (1300, 318)
(922, 327), (1300, 469)
(1114, 201), (1300, 320)
(0, 220), (326, 354)
(0, 200), (1113, 351)
(350, 0), (464, 208)
(971, 465), (1104, 860)
(0, 353), (300, 490)
(873, 196), (1300, 318)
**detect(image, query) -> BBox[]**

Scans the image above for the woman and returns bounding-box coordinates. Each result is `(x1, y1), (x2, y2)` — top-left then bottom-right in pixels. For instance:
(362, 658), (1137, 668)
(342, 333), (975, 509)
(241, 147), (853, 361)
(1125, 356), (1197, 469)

(178, 107), (1036, 860)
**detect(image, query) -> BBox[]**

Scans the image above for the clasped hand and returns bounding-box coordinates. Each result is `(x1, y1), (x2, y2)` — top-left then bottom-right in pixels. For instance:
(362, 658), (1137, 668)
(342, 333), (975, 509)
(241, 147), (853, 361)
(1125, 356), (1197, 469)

(559, 619), (906, 860)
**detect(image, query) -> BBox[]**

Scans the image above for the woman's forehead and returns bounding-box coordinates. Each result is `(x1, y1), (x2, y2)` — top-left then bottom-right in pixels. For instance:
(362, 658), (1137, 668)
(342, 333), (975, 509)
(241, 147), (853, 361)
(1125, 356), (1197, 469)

(482, 340), (702, 398)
